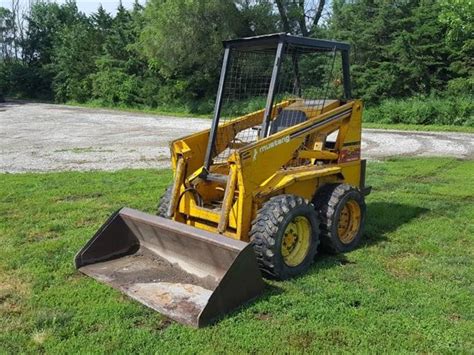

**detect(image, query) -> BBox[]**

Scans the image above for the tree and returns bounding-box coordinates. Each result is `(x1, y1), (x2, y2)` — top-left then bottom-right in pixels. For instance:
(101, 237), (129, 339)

(439, 0), (473, 94)
(236, 0), (278, 36)
(329, 0), (455, 103)
(53, 18), (98, 102)
(439, 0), (474, 44)
(0, 0), (470, 110)
(140, 0), (245, 102)
(0, 7), (15, 61)
(23, 1), (81, 65)
(90, 5), (113, 50)
(14, 1), (87, 99)
(274, 0), (326, 35)
(89, 2), (149, 106)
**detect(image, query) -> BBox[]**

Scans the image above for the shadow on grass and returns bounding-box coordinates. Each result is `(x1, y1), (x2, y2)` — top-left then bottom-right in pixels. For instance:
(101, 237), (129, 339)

(180, 202), (430, 327)
(363, 201), (429, 247)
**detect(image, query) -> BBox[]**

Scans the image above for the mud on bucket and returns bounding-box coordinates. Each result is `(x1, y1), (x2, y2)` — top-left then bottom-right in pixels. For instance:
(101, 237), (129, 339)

(75, 208), (265, 327)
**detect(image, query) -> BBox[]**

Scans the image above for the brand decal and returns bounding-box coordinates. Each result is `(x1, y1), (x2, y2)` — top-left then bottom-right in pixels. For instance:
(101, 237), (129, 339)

(253, 135), (290, 160)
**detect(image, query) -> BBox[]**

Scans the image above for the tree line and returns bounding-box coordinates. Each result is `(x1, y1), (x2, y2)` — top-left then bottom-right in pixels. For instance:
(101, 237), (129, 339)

(0, 0), (472, 118)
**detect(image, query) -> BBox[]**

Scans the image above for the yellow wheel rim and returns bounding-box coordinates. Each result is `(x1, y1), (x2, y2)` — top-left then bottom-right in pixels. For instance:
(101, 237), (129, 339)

(281, 216), (311, 267)
(337, 200), (361, 244)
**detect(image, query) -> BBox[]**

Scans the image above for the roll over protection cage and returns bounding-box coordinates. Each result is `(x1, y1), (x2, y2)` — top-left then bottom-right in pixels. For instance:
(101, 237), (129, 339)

(204, 33), (352, 172)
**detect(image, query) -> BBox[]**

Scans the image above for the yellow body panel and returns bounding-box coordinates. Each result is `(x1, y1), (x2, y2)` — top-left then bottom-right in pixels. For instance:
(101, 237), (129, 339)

(170, 99), (365, 242)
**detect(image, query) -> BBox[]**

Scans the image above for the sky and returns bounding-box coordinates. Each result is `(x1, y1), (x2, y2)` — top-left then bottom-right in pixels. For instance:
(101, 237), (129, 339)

(0, 0), (145, 15)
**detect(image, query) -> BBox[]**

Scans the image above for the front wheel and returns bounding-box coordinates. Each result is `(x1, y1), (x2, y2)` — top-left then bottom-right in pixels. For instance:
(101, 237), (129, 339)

(250, 195), (320, 280)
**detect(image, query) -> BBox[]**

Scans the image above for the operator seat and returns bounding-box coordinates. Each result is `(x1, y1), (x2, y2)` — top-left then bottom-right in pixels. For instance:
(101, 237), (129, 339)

(269, 109), (308, 135)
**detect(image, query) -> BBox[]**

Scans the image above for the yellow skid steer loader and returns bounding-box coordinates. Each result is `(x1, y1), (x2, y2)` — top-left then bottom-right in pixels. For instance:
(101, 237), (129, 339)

(76, 33), (371, 327)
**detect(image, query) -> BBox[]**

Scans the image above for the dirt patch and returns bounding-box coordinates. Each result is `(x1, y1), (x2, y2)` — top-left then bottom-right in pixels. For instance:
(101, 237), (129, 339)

(385, 253), (422, 279)
(113, 247), (218, 289)
(287, 330), (315, 350)
(78, 246), (221, 325)
(0, 274), (29, 315)
(80, 246), (218, 291)
(255, 311), (273, 321)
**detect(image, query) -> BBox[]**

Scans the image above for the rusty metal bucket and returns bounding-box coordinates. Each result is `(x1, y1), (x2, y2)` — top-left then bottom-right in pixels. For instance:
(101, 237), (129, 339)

(75, 208), (264, 327)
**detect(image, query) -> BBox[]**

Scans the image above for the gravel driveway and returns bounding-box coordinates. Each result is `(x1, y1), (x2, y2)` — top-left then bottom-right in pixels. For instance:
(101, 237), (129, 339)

(1, 101), (473, 173)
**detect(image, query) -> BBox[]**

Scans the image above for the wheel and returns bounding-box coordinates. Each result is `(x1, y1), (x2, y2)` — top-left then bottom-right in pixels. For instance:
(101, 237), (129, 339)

(313, 184), (366, 253)
(250, 195), (320, 280)
(157, 185), (173, 217)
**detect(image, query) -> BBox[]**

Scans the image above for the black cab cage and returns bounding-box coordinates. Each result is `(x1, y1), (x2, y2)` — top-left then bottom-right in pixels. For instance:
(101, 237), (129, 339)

(225, 32), (350, 52)
(204, 33), (352, 171)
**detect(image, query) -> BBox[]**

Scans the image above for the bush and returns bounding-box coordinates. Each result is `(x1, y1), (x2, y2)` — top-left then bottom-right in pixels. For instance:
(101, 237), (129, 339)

(54, 75), (92, 103)
(7, 63), (54, 100)
(446, 77), (474, 96)
(90, 69), (140, 106)
(221, 97), (267, 118)
(136, 77), (162, 107)
(0, 63), (7, 101)
(364, 96), (474, 127)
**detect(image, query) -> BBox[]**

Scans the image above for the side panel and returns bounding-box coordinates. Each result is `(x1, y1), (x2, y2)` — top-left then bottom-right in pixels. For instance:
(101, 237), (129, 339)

(235, 102), (356, 240)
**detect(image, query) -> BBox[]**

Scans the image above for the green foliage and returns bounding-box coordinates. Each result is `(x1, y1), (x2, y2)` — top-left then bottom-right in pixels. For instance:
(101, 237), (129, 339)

(221, 96), (267, 117)
(364, 96), (474, 127)
(0, 7), (15, 61)
(446, 77), (474, 96)
(23, 1), (82, 66)
(90, 67), (139, 106)
(238, 0), (278, 35)
(1, 0), (472, 126)
(141, 0), (240, 76)
(1, 159), (473, 352)
(330, 0), (459, 104)
(438, 0), (473, 84)
(53, 19), (98, 103)
(140, 0), (243, 102)
(7, 62), (54, 99)
(439, 0), (474, 43)
(0, 61), (8, 100)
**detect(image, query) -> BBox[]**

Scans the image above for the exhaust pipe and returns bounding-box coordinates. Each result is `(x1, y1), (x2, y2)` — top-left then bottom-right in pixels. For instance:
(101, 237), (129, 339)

(75, 208), (264, 327)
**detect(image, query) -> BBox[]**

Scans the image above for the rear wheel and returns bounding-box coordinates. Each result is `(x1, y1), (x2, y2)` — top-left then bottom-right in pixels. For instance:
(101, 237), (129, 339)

(313, 184), (366, 253)
(250, 195), (320, 280)
(157, 185), (173, 217)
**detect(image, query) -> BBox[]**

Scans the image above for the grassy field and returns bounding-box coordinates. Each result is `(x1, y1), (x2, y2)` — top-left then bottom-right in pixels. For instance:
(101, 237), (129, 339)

(1, 158), (473, 353)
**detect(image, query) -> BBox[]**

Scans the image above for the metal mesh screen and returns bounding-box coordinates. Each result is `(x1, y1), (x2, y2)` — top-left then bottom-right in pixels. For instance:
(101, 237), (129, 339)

(213, 44), (344, 164)
(214, 48), (276, 163)
(270, 45), (344, 133)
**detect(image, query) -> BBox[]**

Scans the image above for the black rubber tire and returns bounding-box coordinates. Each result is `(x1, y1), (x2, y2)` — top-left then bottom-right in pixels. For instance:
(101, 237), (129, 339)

(313, 184), (366, 254)
(250, 195), (320, 280)
(157, 185), (173, 217)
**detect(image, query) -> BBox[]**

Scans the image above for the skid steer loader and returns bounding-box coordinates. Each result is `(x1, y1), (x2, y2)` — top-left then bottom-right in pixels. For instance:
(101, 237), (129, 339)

(76, 33), (371, 327)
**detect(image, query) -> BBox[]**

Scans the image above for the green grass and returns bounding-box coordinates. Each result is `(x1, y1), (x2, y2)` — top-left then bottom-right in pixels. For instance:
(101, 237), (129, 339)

(66, 100), (212, 119)
(362, 122), (474, 133)
(1, 158), (473, 353)
(363, 96), (473, 127)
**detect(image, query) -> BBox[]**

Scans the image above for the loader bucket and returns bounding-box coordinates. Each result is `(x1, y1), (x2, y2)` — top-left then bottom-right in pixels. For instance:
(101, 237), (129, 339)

(75, 208), (265, 327)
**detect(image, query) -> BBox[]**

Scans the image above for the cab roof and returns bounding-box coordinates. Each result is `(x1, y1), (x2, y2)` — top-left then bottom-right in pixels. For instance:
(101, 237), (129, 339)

(223, 33), (350, 52)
